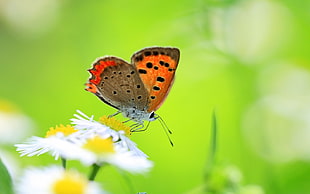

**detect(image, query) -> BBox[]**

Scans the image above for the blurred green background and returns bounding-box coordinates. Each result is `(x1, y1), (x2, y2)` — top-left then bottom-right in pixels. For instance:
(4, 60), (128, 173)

(1, 0), (310, 193)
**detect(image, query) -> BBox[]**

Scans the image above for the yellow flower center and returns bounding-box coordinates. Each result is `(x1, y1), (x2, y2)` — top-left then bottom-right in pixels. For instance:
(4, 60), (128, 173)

(52, 172), (87, 194)
(83, 136), (115, 154)
(99, 115), (131, 136)
(45, 124), (78, 138)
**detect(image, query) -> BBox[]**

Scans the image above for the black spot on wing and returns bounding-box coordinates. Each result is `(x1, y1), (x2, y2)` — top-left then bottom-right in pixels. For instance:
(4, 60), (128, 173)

(156, 76), (165, 82)
(138, 69), (147, 74)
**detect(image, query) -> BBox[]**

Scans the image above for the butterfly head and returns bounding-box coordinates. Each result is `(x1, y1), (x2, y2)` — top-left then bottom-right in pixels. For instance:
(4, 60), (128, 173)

(121, 107), (157, 123)
(148, 111), (157, 121)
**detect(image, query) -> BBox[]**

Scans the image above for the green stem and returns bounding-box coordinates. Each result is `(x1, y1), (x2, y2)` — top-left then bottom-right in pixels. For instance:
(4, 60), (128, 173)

(118, 170), (135, 193)
(205, 110), (218, 179)
(61, 157), (66, 169)
(89, 164), (101, 181)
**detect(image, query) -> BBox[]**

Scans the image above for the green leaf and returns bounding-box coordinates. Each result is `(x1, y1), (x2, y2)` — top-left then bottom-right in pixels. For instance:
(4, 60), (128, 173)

(0, 158), (14, 194)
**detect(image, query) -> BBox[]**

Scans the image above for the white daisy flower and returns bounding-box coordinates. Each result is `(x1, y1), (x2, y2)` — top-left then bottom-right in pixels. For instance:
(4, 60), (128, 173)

(71, 110), (148, 158)
(15, 166), (105, 194)
(15, 125), (80, 160)
(58, 135), (153, 174)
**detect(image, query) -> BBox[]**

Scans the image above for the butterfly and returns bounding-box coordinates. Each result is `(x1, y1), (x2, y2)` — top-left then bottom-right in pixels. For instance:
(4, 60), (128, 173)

(85, 46), (180, 128)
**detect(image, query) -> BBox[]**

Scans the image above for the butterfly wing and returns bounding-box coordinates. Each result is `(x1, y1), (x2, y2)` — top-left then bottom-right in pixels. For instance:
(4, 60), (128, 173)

(131, 47), (180, 112)
(86, 56), (149, 111)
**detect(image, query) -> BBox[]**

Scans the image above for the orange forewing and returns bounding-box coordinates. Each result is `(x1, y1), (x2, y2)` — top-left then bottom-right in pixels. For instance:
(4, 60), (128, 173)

(135, 54), (178, 112)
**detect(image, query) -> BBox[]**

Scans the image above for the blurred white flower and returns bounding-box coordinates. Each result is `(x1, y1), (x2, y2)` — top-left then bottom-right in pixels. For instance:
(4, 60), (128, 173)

(0, 0), (61, 38)
(0, 100), (33, 144)
(15, 124), (80, 160)
(15, 166), (105, 194)
(243, 63), (310, 162)
(209, 0), (292, 63)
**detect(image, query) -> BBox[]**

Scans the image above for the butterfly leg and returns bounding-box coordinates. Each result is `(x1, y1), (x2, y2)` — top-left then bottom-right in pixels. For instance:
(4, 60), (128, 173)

(129, 122), (140, 128)
(108, 111), (121, 118)
(130, 123), (145, 132)
(123, 119), (133, 123)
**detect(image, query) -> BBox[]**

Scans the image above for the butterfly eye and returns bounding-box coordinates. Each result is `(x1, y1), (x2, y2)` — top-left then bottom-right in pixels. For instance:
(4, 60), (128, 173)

(149, 112), (156, 121)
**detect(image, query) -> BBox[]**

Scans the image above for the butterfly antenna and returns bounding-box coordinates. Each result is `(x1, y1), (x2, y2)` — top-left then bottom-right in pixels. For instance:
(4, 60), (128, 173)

(157, 115), (173, 134)
(156, 115), (174, 146)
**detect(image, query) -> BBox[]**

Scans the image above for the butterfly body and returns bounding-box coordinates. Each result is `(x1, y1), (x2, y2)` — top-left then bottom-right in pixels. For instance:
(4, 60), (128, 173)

(86, 47), (180, 124)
